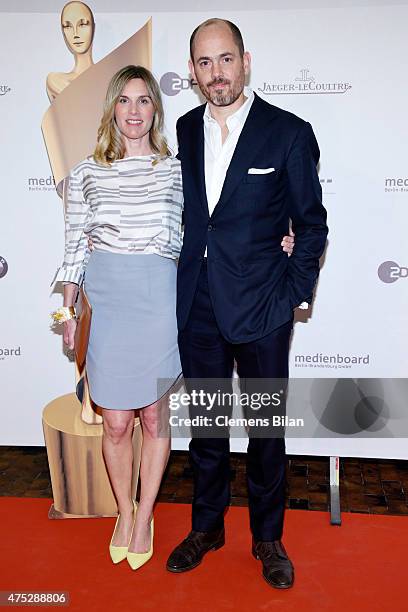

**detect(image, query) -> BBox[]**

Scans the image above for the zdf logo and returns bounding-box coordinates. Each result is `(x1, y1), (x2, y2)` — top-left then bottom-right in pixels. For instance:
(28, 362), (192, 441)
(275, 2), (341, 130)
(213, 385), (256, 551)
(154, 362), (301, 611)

(0, 256), (8, 279)
(377, 261), (408, 283)
(160, 72), (196, 96)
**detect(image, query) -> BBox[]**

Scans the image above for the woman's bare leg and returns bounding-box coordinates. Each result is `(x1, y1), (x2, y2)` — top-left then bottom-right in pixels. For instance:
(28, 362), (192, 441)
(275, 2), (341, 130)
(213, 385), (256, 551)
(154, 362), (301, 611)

(102, 408), (135, 546)
(129, 395), (170, 553)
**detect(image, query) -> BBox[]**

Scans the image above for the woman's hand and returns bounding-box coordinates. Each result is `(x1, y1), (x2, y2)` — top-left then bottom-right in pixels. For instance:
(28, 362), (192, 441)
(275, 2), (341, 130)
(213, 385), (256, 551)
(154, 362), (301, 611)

(63, 318), (77, 350)
(281, 229), (295, 257)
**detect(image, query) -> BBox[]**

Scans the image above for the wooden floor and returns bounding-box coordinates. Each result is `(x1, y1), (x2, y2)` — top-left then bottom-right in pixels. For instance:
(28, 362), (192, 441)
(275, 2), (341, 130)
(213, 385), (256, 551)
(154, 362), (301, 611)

(1, 446), (408, 515)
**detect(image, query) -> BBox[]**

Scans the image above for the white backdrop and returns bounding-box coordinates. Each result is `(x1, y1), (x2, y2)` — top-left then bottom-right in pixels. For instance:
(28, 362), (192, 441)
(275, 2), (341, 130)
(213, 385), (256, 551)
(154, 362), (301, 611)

(0, 3), (407, 457)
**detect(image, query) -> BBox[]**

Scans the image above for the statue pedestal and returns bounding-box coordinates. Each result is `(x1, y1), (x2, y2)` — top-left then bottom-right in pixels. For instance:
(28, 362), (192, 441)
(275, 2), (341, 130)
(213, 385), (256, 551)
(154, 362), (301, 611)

(42, 393), (142, 519)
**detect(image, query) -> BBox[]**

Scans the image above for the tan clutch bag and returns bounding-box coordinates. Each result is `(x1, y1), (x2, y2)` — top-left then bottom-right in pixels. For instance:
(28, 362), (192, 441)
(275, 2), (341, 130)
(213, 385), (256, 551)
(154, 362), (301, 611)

(74, 287), (92, 375)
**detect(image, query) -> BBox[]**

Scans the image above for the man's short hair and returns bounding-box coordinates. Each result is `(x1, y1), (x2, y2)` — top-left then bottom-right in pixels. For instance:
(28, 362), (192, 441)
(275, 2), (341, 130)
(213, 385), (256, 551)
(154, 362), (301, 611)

(189, 18), (244, 61)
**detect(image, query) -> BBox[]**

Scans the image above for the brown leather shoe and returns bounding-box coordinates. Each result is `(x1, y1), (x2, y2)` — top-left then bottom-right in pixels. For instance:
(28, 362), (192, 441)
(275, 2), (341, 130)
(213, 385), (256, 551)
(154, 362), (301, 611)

(166, 528), (225, 573)
(252, 540), (294, 589)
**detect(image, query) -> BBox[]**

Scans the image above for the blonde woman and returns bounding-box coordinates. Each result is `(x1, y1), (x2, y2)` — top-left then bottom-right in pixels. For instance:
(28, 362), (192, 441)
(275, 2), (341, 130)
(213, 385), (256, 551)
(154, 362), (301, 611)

(53, 65), (294, 570)
(53, 65), (182, 570)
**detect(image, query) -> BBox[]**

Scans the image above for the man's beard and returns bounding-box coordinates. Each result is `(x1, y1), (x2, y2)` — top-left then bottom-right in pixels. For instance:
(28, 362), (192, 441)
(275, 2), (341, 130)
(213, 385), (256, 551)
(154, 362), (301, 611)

(199, 74), (245, 107)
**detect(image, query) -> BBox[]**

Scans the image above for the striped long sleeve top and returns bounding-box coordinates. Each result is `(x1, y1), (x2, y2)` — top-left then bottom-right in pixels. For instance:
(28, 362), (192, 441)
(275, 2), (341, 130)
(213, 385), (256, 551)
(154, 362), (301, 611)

(53, 154), (184, 286)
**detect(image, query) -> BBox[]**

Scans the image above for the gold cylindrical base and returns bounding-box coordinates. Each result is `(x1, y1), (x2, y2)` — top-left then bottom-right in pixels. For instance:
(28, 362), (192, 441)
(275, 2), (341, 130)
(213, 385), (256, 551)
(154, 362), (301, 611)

(42, 393), (142, 518)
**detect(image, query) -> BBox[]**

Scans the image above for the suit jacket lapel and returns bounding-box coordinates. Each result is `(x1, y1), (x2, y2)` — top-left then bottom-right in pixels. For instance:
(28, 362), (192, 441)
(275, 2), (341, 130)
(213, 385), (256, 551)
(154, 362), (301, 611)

(213, 94), (277, 217)
(187, 106), (209, 216)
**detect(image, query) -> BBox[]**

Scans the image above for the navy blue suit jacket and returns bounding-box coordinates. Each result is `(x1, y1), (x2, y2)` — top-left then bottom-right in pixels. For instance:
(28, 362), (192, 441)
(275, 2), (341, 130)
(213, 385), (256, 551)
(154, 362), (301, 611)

(176, 93), (328, 343)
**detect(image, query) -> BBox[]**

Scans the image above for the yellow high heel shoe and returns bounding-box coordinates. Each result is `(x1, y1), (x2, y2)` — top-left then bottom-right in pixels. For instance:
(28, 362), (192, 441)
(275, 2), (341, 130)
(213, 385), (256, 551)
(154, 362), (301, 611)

(127, 516), (154, 570)
(109, 500), (137, 564)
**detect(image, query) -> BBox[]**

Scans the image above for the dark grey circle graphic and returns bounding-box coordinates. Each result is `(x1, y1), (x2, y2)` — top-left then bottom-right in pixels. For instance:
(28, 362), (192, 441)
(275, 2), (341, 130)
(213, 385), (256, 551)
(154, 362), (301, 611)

(0, 256), (8, 279)
(311, 379), (390, 435)
(160, 72), (181, 96)
(377, 260), (399, 283)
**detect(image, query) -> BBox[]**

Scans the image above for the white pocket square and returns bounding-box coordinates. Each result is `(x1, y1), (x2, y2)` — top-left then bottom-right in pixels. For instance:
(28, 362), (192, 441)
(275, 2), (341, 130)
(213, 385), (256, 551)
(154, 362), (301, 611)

(247, 167), (275, 174)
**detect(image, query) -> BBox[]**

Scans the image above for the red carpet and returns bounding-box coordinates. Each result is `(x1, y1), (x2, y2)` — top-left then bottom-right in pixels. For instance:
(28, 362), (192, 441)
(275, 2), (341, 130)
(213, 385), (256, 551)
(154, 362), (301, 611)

(0, 498), (405, 611)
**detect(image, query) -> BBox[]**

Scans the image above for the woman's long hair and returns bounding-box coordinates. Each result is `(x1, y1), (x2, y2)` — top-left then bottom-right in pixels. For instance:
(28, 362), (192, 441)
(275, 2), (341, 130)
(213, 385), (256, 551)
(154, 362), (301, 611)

(93, 65), (170, 165)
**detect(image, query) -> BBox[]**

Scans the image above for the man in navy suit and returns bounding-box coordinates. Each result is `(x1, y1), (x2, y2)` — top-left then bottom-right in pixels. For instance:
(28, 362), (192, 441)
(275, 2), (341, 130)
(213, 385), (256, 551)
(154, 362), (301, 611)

(166, 18), (328, 589)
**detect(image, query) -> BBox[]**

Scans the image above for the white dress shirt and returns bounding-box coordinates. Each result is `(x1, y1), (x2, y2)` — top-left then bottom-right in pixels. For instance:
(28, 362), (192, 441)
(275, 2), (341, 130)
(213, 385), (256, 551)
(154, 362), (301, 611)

(204, 86), (255, 218)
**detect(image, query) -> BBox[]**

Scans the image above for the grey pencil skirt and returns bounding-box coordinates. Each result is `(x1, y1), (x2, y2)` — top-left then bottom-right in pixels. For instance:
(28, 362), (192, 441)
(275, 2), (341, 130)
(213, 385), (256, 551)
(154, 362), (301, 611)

(83, 250), (182, 410)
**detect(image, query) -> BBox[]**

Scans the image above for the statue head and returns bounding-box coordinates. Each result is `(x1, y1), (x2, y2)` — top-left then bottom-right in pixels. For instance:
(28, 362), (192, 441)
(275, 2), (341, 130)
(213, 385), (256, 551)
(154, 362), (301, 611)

(60, 1), (95, 55)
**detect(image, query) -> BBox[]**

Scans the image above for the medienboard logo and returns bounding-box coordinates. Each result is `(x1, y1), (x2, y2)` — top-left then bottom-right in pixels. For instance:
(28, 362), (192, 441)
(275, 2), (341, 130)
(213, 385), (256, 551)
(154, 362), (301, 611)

(378, 261), (407, 283)
(0, 256), (8, 279)
(319, 177), (335, 196)
(258, 68), (352, 96)
(160, 72), (197, 96)
(384, 178), (408, 193)
(0, 346), (21, 362)
(28, 176), (56, 192)
(294, 353), (370, 369)
(0, 85), (11, 96)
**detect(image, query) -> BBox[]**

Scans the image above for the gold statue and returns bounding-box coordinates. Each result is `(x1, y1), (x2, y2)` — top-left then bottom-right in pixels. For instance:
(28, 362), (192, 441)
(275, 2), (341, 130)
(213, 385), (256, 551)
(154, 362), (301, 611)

(46, 1), (95, 102)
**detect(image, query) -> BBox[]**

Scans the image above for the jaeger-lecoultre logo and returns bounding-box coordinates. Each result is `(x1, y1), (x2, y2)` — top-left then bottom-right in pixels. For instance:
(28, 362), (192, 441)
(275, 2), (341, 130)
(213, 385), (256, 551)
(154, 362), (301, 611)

(259, 69), (352, 96)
